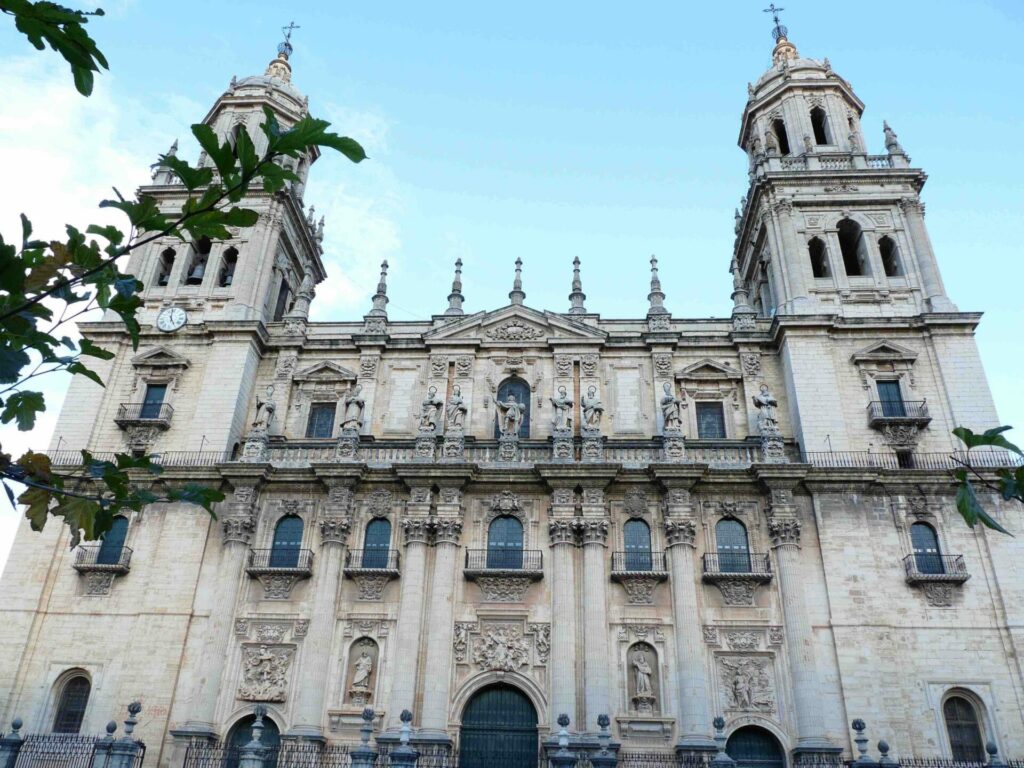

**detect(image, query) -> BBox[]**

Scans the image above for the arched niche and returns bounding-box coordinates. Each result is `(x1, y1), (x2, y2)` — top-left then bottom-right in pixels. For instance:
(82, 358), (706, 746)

(626, 642), (660, 715)
(344, 637), (379, 708)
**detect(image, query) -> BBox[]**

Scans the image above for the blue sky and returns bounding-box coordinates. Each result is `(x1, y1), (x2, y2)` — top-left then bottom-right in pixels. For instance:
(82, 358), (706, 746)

(0, 1), (1022, 557)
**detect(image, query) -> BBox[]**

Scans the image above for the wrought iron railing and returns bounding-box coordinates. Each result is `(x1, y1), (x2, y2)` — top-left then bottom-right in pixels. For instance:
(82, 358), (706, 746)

(702, 552), (771, 577)
(73, 545), (132, 572)
(48, 450), (231, 467)
(246, 548), (314, 572)
(867, 399), (930, 422)
(115, 402), (174, 423)
(803, 450), (1022, 470)
(611, 551), (667, 573)
(10, 733), (145, 768)
(903, 553), (969, 580)
(345, 549), (400, 571)
(465, 549), (543, 571)
(182, 741), (349, 768)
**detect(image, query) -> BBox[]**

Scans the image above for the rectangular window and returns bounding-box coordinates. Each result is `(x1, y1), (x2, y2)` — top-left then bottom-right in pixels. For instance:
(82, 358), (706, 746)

(696, 402), (727, 439)
(896, 450), (916, 469)
(305, 403), (336, 438)
(273, 279), (290, 321)
(140, 384), (167, 419)
(877, 380), (905, 417)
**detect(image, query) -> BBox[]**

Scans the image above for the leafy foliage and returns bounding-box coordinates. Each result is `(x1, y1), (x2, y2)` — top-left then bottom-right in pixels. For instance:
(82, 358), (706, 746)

(951, 426), (1022, 535)
(1, 5), (367, 543)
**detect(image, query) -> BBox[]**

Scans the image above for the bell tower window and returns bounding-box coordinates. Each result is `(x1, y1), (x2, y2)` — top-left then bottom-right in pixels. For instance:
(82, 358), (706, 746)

(879, 236), (902, 277)
(772, 118), (791, 155)
(273, 278), (291, 321)
(156, 248), (175, 287)
(184, 236), (212, 285)
(810, 106), (831, 145)
(219, 247), (238, 286)
(808, 237), (830, 278)
(838, 219), (869, 276)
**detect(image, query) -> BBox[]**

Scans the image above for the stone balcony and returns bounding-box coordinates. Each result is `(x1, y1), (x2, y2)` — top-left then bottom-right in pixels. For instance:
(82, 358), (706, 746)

(611, 551), (669, 606)
(464, 549), (543, 603)
(902, 553), (971, 608)
(343, 549), (401, 601)
(701, 552), (773, 607)
(114, 402), (174, 430)
(245, 548), (314, 600)
(866, 400), (931, 430)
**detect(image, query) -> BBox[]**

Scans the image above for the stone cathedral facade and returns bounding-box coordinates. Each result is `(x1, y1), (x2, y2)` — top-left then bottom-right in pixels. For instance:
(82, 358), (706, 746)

(0, 21), (1021, 768)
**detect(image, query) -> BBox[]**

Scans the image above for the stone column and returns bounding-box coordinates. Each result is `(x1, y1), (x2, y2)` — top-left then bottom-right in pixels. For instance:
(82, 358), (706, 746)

(580, 487), (611, 730)
(548, 487), (579, 729)
(419, 488), (464, 738)
(662, 486), (716, 753)
(898, 197), (956, 312)
(761, 478), (835, 755)
(769, 199), (808, 313)
(288, 483), (355, 739)
(386, 487), (433, 728)
(180, 481), (260, 735)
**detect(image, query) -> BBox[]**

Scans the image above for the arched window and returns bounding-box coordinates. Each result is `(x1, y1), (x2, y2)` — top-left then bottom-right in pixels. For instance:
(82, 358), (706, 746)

(96, 516), (128, 566)
(623, 519), (653, 571)
(227, 713), (281, 768)
(184, 236), (212, 285)
(726, 726), (785, 768)
(716, 518), (751, 574)
(269, 515), (303, 568)
(494, 377), (531, 438)
(879, 236), (902, 277)
(910, 522), (944, 575)
(156, 247), (175, 286)
(219, 247), (239, 286)
(488, 515), (524, 569)
(273, 277), (291, 321)
(808, 237), (830, 278)
(52, 674), (90, 733)
(362, 519), (392, 569)
(772, 118), (791, 156)
(810, 106), (831, 145)
(943, 695), (985, 762)
(838, 219), (869, 276)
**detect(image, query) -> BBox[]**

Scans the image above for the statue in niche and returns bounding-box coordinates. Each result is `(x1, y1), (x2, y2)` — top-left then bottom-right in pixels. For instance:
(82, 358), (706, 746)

(550, 385), (573, 432)
(446, 385), (468, 431)
(493, 393), (524, 437)
(632, 648), (653, 696)
(340, 385), (365, 433)
(752, 383), (779, 431)
(252, 385), (276, 432)
(418, 386), (444, 433)
(347, 639), (377, 707)
(581, 385), (604, 430)
(660, 382), (683, 433)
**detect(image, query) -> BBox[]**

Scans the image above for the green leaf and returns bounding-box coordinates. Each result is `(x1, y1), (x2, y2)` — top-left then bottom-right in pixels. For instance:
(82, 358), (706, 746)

(19, 485), (52, 532)
(85, 224), (125, 246)
(266, 114), (367, 163)
(67, 361), (104, 387)
(78, 337), (114, 360)
(219, 207), (259, 228)
(0, 347), (32, 384)
(259, 162), (299, 194)
(319, 134), (369, 164)
(192, 123), (237, 179)
(234, 126), (259, 179)
(952, 425), (1022, 456)
(955, 475), (1012, 535)
(155, 155), (214, 191)
(166, 483), (226, 513)
(0, 390), (45, 431)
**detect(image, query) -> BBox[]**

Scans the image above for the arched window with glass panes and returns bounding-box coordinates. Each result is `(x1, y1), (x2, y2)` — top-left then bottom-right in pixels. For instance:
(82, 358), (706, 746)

(52, 674), (90, 734)
(910, 522), (943, 575)
(96, 515), (128, 566)
(943, 695), (985, 761)
(623, 519), (653, 571)
(269, 515), (303, 568)
(487, 516), (524, 569)
(362, 519), (392, 569)
(716, 518), (751, 573)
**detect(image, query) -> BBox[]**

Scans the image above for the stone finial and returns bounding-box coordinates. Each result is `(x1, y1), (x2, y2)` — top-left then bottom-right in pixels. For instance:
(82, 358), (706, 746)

(852, 719), (872, 765)
(123, 702), (141, 738)
(9, 718), (22, 738)
(359, 708), (375, 746)
(883, 121), (904, 155)
(646, 256), (669, 318)
(509, 258), (526, 306)
(556, 714), (571, 750)
(399, 709), (413, 745)
(879, 740), (896, 767)
(105, 721), (117, 738)
(711, 716), (735, 766)
(306, 205), (316, 228)
(166, 139), (178, 158)
(445, 258), (465, 315)
(246, 705), (267, 749)
(315, 216), (325, 243)
(987, 741), (1006, 768)
(368, 260), (389, 317)
(568, 256), (587, 315)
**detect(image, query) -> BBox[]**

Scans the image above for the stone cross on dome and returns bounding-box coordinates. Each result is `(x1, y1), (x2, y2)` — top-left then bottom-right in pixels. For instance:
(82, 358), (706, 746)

(763, 4), (798, 62)
(279, 21), (300, 58)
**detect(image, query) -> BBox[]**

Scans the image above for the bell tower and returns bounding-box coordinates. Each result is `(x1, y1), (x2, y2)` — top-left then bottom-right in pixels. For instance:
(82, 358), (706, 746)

(732, 13), (956, 319)
(127, 31), (326, 326)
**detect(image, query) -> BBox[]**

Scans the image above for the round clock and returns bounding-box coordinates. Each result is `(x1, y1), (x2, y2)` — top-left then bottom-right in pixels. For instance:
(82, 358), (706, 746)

(156, 306), (187, 333)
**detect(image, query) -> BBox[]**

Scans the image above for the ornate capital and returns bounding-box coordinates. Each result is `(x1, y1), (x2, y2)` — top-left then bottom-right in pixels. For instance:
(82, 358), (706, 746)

(768, 516), (801, 547)
(664, 519), (697, 548)
(548, 518), (579, 546)
(320, 516), (352, 545)
(581, 518), (609, 546)
(222, 513), (255, 546)
(432, 517), (463, 545)
(402, 517), (432, 546)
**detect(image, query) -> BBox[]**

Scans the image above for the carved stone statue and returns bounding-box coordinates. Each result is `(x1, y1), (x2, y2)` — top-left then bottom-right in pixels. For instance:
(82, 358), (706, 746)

(340, 385), (365, 433)
(581, 385), (604, 430)
(446, 385), (468, 431)
(550, 386), (573, 433)
(351, 650), (373, 689)
(418, 386), (444, 433)
(252, 385), (276, 432)
(632, 649), (653, 696)
(493, 394), (524, 437)
(288, 268), (316, 318)
(753, 383), (779, 431)
(660, 382), (683, 433)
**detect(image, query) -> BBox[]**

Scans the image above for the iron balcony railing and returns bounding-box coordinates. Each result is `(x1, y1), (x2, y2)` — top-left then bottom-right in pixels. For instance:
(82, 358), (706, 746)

(611, 551), (668, 573)
(702, 552), (772, 578)
(345, 548), (400, 571)
(803, 450), (1023, 471)
(48, 449), (232, 466)
(903, 553), (970, 582)
(72, 545), (133, 573)
(867, 399), (930, 426)
(465, 549), (543, 571)
(115, 402), (174, 424)
(246, 548), (314, 573)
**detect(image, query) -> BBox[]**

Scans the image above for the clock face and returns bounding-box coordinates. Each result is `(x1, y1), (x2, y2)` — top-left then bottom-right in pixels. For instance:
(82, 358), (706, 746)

(156, 306), (187, 333)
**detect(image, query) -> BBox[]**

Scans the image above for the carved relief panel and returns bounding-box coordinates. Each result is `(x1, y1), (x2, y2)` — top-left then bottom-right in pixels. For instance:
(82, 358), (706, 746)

(237, 643), (296, 702)
(716, 654), (777, 717)
(452, 618), (550, 689)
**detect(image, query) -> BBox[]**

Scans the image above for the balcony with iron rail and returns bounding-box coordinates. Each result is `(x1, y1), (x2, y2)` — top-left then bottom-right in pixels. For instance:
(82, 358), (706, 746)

(866, 400), (931, 429)
(72, 545), (133, 574)
(245, 548), (314, 577)
(114, 402), (174, 430)
(611, 551), (668, 577)
(803, 449), (1023, 471)
(464, 549), (544, 579)
(902, 553), (970, 586)
(701, 552), (772, 583)
(343, 548), (401, 577)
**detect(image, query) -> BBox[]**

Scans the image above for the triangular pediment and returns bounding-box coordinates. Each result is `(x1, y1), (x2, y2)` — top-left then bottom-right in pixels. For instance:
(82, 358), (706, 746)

(131, 346), (190, 369)
(293, 361), (358, 382)
(676, 358), (742, 380)
(424, 305), (606, 344)
(851, 340), (918, 363)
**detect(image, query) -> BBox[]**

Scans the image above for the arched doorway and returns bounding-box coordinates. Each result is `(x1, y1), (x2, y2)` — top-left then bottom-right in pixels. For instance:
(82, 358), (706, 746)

(226, 714), (281, 768)
(458, 684), (537, 768)
(727, 725), (785, 768)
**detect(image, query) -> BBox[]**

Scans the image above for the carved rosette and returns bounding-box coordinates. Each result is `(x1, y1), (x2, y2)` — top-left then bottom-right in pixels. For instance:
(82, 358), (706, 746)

(320, 516), (352, 546)
(664, 519), (697, 548)
(580, 519), (609, 546)
(402, 518), (432, 546)
(432, 518), (463, 545)
(768, 517), (801, 547)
